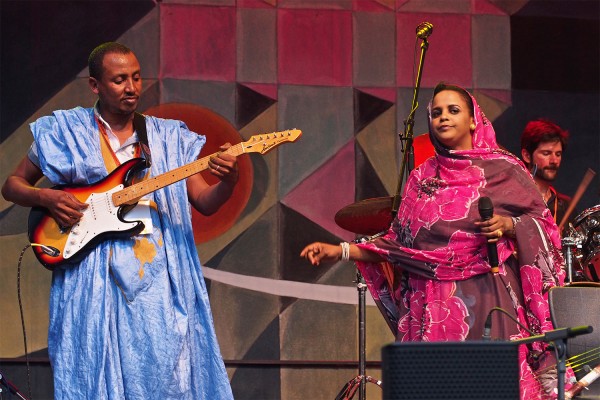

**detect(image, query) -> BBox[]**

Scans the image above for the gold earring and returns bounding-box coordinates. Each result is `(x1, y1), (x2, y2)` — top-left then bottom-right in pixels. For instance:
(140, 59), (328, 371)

(469, 123), (476, 131)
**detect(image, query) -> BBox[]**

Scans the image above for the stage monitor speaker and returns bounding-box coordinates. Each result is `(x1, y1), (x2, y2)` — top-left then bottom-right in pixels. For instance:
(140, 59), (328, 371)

(382, 341), (519, 400)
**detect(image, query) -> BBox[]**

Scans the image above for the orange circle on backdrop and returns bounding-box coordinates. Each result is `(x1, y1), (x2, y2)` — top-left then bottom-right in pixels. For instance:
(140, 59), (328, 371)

(143, 103), (253, 244)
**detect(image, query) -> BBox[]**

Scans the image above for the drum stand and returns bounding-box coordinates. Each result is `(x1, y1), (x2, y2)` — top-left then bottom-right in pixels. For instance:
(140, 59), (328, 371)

(562, 236), (580, 284)
(562, 235), (584, 284)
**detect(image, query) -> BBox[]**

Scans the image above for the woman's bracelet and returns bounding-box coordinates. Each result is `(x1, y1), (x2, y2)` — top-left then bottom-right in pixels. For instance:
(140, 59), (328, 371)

(508, 216), (519, 236)
(340, 242), (350, 262)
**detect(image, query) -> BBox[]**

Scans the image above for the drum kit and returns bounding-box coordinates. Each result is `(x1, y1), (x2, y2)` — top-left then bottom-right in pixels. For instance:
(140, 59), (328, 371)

(563, 205), (600, 284)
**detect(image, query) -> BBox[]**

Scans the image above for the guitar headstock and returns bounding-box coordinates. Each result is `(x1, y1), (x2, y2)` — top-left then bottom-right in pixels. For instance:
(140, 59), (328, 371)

(242, 129), (302, 154)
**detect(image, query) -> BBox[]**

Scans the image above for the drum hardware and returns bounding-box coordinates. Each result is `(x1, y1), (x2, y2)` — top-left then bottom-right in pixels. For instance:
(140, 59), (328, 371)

(562, 234), (583, 284)
(565, 205), (600, 283)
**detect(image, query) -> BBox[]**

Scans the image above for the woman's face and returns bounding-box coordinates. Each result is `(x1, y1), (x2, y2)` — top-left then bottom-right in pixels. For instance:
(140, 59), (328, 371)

(430, 90), (474, 150)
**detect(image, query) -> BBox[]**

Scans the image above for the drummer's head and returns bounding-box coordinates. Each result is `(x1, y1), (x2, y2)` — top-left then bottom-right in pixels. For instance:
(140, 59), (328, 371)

(520, 119), (569, 182)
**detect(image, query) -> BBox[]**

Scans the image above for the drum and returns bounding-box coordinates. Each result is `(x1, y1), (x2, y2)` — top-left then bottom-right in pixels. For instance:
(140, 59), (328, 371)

(569, 205), (600, 282)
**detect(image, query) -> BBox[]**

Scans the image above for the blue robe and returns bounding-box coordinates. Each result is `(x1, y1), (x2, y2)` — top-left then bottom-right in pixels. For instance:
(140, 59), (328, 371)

(31, 107), (233, 399)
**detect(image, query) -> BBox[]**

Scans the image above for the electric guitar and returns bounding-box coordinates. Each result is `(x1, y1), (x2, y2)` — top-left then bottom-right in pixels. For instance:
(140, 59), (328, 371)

(28, 129), (302, 270)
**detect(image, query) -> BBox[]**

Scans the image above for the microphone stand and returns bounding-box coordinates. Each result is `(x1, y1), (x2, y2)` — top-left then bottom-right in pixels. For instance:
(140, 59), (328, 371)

(338, 25), (432, 400)
(391, 35), (430, 218)
(511, 325), (593, 400)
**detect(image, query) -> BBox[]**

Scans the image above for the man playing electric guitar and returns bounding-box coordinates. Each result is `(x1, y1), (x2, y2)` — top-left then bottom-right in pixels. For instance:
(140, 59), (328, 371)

(1, 42), (237, 399)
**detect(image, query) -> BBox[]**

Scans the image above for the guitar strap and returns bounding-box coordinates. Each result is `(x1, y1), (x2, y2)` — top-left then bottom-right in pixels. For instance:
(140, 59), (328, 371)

(133, 112), (152, 168)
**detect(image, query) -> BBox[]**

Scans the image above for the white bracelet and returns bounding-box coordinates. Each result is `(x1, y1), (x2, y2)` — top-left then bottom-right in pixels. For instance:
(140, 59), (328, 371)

(340, 242), (350, 262)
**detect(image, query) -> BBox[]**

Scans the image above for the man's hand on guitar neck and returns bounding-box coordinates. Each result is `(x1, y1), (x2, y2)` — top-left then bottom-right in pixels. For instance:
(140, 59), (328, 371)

(208, 143), (239, 185)
(187, 143), (239, 216)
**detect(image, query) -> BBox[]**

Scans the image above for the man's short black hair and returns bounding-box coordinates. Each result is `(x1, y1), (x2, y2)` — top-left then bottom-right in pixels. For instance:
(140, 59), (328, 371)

(88, 42), (133, 80)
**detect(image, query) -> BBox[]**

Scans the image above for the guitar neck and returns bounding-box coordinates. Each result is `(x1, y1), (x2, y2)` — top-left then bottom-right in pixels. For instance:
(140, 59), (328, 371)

(113, 143), (244, 206)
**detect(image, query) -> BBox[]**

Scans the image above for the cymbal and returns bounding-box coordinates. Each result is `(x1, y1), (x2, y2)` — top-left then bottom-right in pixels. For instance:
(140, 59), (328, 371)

(334, 197), (394, 235)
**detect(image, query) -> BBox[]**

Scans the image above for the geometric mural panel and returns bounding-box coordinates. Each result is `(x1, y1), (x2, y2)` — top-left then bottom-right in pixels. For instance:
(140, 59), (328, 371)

(277, 85), (354, 199)
(282, 139), (355, 241)
(237, 7), (277, 85)
(160, 4), (236, 81)
(396, 13), (472, 88)
(353, 11), (396, 88)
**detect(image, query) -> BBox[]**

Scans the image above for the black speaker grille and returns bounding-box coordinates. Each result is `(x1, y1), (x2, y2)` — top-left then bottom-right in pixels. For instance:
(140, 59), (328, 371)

(382, 341), (519, 400)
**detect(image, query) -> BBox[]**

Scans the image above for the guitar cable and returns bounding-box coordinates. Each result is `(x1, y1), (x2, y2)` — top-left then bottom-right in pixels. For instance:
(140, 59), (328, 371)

(30, 243), (60, 257)
(14, 244), (34, 400)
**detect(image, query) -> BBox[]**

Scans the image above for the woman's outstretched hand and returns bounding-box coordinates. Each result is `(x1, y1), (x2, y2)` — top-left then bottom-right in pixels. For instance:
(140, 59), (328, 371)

(300, 242), (342, 266)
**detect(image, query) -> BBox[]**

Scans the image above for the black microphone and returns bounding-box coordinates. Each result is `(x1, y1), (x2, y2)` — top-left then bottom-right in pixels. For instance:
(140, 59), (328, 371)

(482, 311), (493, 341)
(478, 196), (499, 274)
(416, 22), (433, 39)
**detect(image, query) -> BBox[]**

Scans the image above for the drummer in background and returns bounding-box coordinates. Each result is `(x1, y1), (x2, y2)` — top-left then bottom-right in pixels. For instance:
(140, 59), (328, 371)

(520, 119), (573, 230)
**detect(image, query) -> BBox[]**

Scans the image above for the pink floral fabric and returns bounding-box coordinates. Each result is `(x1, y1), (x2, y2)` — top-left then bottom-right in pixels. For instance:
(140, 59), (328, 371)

(355, 88), (569, 399)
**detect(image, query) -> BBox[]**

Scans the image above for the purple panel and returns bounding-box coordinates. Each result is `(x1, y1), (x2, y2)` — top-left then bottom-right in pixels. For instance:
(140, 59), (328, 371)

(238, 0), (276, 8)
(282, 140), (356, 241)
(160, 4), (236, 81)
(277, 86), (354, 199)
(472, 15), (511, 89)
(399, 0), (471, 14)
(353, 11), (396, 87)
(118, 9), (161, 80)
(396, 13), (472, 88)
(237, 8), (277, 84)
(278, 0), (352, 10)
(278, 9), (352, 86)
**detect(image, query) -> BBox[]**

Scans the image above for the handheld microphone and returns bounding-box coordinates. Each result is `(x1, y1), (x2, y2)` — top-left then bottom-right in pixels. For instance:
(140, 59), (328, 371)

(416, 22), (433, 39)
(478, 196), (499, 274)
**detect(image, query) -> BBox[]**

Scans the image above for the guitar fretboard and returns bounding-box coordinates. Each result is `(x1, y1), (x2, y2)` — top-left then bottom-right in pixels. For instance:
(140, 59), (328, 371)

(110, 129), (301, 206)
(112, 143), (244, 206)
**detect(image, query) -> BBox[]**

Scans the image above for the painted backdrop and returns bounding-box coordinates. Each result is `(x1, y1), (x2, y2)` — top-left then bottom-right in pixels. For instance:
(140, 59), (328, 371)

(1, 1), (598, 399)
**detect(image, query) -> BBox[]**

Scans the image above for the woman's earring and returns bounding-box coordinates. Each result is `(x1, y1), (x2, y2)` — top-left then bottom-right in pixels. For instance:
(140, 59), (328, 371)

(469, 123), (476, 131)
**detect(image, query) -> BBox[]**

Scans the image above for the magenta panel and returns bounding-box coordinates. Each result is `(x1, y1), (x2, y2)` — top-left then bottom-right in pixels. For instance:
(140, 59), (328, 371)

(396, 13), (472, 88)
(278, 9), (352, 86)
(352, 0), (396, 12)
(473, 0), (507, 15)
(160, 5), (236, 81)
